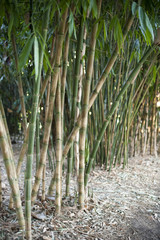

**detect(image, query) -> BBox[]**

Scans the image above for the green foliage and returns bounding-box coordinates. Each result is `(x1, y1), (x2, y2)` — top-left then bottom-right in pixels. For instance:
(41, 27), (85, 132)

(132, 1), (138, 16)
(88, 0), (98, 19)
(124, 0), (130, 14)
(96, 19), (103, 39)
(68, 11), (76, 38)
(109, 15), (123, 52)
(0, 0), (5, 27)
(138, 6), (154, 45)
(8, 13), (14, 40)
(129, 51), (135, 64)
(18, 35), (34, 71)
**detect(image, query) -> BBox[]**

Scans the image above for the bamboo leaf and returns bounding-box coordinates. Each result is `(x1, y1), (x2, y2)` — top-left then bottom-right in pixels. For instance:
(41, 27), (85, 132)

(34, 36), (39, 81)
(68, 12), (74, 37)
(73, 20), (77, 39)
(18, 35), (34, 71)
(0, 1), (5, 26)
(82, 0), (88, 20)
(138, 6), (146, 32)
(38, 36), (53, 72)
(8, 13), (14, 40)
(88, 0), (98, 18)
(109, 15), (116, 32)
(109, 15), (123, 51)
(129, 51), (135, 63)
(50, 4), (56, 20)
(96, 19), (103, 39)
(145, 28), (152, 45)
(114, 17), (123, 52)
(91, 0), (98, 18)
(145, 13), (154, 41)
(132, 1), (138, 15)
(124, 0), (129, 13)
(138, 6), (153, 44)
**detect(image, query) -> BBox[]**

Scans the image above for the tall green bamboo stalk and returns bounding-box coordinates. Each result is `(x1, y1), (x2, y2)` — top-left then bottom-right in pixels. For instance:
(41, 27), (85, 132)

(25, 6), (51, 239)
(75, 26), (87, 176)
(78, 0), (102, 209)
(42, 77), (51, 201)
(36, 114), (40, 171)
(61, 32), (70, 136)
(55, 74), (62, 213)
(66, 12), (84, 196)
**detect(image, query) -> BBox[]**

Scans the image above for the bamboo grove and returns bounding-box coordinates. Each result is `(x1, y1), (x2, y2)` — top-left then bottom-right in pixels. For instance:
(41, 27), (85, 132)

(0, 0), (160, 239)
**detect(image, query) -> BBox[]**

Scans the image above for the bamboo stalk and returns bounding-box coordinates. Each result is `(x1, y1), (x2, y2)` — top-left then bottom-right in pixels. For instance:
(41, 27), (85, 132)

(142, 98), (148, 155)
(66, 12), (84, 196)
(0, 98), (15, 208)
(42, 75), (51, 202)
(0, 166), (2, 207)
(31, 9), (68, 204)
(0, 107), (25, 232)
(25, 6), (51, 239)
(0, 98), (12, 151)
(36, 114), (40, 171)
(152, 77), (158, 156)
(55, 74), (62, 213)
(75, 25), (87, 177)
(61, 32), (70, 136)
(11, 33), (27, 134)
(78, 0), (102, 209)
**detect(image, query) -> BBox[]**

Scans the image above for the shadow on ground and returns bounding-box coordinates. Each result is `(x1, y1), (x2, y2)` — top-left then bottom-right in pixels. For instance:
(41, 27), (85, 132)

(128, 205), (160, 240)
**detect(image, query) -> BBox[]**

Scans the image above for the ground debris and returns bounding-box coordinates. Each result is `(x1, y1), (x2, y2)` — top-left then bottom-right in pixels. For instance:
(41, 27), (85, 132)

(0, 151), (160, 239)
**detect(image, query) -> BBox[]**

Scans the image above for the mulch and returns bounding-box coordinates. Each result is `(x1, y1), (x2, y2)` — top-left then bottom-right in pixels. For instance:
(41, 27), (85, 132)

(0, 145), (160, 239)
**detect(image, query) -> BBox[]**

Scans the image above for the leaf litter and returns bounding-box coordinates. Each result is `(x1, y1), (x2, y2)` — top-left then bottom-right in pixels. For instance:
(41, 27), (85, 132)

(0, 145), (160, 239)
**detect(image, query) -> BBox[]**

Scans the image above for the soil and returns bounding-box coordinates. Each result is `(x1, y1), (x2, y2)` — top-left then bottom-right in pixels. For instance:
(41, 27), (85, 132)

(0, 144), (160, 240)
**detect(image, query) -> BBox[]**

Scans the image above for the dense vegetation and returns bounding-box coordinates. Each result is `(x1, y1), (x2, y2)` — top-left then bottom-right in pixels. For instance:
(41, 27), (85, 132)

(0, 0), (160, 239)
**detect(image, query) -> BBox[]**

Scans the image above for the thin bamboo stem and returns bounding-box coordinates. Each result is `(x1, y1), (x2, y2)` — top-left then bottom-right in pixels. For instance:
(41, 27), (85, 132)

(11, 33), (27, 134)
(55, 75), (62, 213)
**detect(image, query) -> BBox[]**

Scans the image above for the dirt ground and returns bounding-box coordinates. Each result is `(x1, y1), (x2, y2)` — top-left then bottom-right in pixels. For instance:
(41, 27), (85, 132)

(0, 144), (160, 240)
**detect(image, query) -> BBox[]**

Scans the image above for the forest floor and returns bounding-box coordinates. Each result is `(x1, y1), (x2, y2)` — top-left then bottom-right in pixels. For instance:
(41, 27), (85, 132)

(0, 144), (160, 240)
